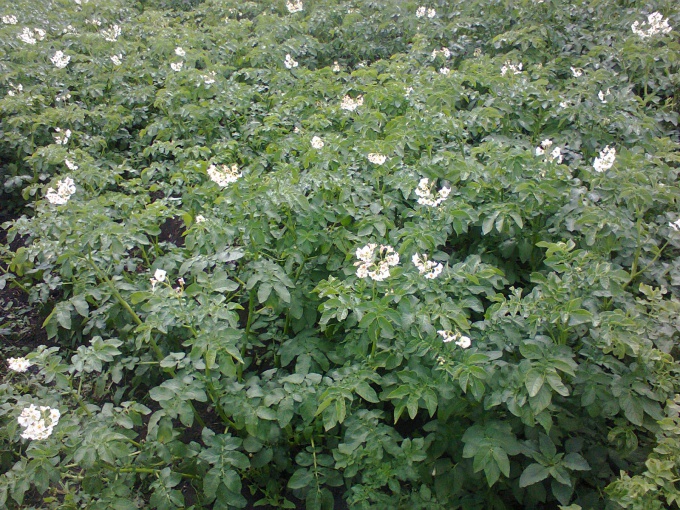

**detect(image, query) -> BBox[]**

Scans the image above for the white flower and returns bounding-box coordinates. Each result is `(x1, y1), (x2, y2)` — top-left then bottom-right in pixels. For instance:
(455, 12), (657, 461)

(416, 6), (426, 17)
(535, 139), (562, 163)
(439, 67), (450, 75)
(34, 28), (45, 40)
(2, 15), (18, 24)
(669, 219), (680, 232)
(86, 18), (101, 26)
(64, 158), (78, 171)
(354, 244), (399, 281)
(412, 253), (443, 279)
(195, 215), (206, 223)
(415, 177), (450, 207)
(45, 177), (76, 205)
(202, 71), (216, 84)
(174, 46), (185, 56)
(284, 54), (298, 69)
(340, 94), (363, 111)
(473, 47), (482, 57)
(8, 357), (32, 372)
(207, 163), (242, 187)
(311, 136), (324, 149)
(632, 12), (672, 38)
(286, 0), (303, 13)
(53, 128), (71, 145)
(18, 27), (36, 44)
(437, 330), (471, 348)
(367, 153), (386, 165)
(101, 24), (121, 42)
(51, 51), (70, 68)
(154, 269), (167, 282)
(501, 60), (523, 76)
(18, 405), (60, 440)
(559, 101), (569, 108)
(404, 86), (414, 97)
(598, 89), (611, 103)
(427, 8), (436, 18)
(6, 82), (22, 97)
(110, 54), (122, 66)
(56, 92), (71, 102)
(356, 243), (377, 263)
(332, 61), (341, 72)
(593, 145), (616, 173)
(570, 66), (583, 77)
(170, 62), (183, 72)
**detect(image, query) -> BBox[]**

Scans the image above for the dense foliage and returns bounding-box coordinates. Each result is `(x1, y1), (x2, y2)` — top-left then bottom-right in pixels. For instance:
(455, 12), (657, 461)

(1, 0), (680, 508)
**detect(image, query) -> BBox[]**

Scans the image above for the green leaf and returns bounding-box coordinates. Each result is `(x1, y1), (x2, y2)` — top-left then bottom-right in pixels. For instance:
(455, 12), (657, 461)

(562, 453), (590, 471)
(525, 369), (545, 397)
(519, 463), (551, 488)
(355, 381), (380, 403)
(288, 469), (313, 489)
(149, 386), (175, 401)
(258, 283), (272, 303)
(492, 448), (511, 478)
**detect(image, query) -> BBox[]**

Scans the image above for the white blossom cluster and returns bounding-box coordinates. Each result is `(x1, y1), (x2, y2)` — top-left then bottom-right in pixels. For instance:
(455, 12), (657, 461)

(286, 0), (303, 13)
(63, 24), (78, 35)
(2, 15), (18, 24)
(412, 253), (443, 279)
(535, 139), (563, 164)
(45, 177), (76, 205)
(85, 18), (101, 26)
(332, 61), (341, 72)
(101, 24), (121, 42)
(415, 178), (450, 207)
(570, 67), (583, 77)
(284, 54), (298, 69)
(51, 50), (71, 68)
(110, 54), (122, 66)
(311, 136), (324, 149)
(632, 12), (672, 38)
(195, 215), (206, 224)
(416, 7), (436, 18)
(18, 27), (45, 45)
(65, 158), (78, 171)
(56, 92), (71, 102)
(593, 146), (616, 173)
(473, 48), (482, 57)
(170, 62), (183, 72)
(431, 47), (451, 59)
(150, 268), (166, 290)
(18, 405), (60, 440)
(404, 86), (414, 97)
(207, 163), (242, 187)
(340, 94), (363, 111)
(201, 71), (216, 85)
(669, 219), (680, 232)
(437, 330), (471, 348)
(175, 46), (186, 57)
(6, 82), (23, 97)
(54, 128), (71, 145)
(8, 357), (32, 372)
(439, 67), (450, 75)
(354, 244), (400, 281)
(501, 60), (523, 76)
(367, 153), (386, 165)
(598, 89), (611, 103)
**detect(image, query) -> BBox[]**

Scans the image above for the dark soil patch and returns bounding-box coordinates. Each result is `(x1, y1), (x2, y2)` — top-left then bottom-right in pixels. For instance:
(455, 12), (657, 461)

(158, 216), (186, 247)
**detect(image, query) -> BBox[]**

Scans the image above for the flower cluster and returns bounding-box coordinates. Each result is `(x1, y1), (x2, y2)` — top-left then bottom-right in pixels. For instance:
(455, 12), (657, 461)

(284, 54), (298, 69)
(332, 61), (341, 72)
(404, 86), (414, 97)
(18, 405), (60, 440)
(110, 54), (122, 66)
(150, 268), (166, 290)
(207, 163), (242, 187)
(86, 18), (101, 26)
(201, 71), (216, 85)
(286, 0), (303, 13)
(8, 357), (32, 372)
(175, 46), (186, 56)
(354, 244), (400, 281)
(18, 27), (45, 44)
(412, 253), (443, 279)
(593, 146), (616, 173)
(101, 24), (121, 41)
(501, 60), (523, 76)
(340, 94), (363, 111)
(6, 82), (23, 97)
(416, 7), (436, 18)
(56, 92), (71, 102)
(431, 47), (451, 59)
(439, 67), (450, 75)
(51, 50), (70, 68)
(170, 61), (183, 71)
(437, 330), (471, 349)
(367, 153), (386, 165)
(631, 12), (672, 38)
(535, 139), (563, 164)
(415, 178), (450, 207)
(54, 128), (71, 145)
(65, 158), (78, 171)
(2, 15), (17, 24)
(311, 136), (324, 149)
(669, 219), (680, 232)
(195, 215), (206, 224)
(598, 89), (611, 103)
(45, 177), (76, 205)
(570, 66), (583, 77)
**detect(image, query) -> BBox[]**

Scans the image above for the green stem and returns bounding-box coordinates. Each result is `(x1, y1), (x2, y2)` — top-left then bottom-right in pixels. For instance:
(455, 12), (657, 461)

(238, 288), (256, 382)
(623, 240), (670, 290)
